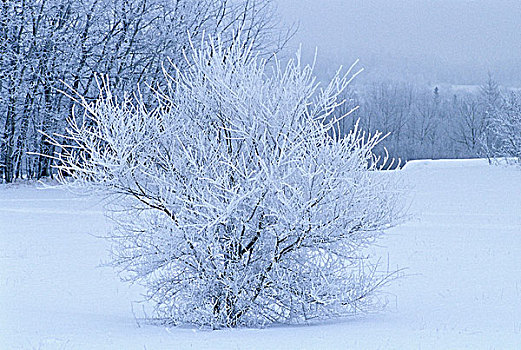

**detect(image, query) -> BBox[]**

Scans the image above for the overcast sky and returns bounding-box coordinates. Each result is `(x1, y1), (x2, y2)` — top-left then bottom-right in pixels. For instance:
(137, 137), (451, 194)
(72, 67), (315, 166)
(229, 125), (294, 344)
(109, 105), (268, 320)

(276, 0), (521, 86)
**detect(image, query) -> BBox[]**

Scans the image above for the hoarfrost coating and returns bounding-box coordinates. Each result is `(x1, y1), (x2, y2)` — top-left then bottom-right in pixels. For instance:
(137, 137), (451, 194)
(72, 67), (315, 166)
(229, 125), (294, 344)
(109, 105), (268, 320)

(54, 37), (404, 328)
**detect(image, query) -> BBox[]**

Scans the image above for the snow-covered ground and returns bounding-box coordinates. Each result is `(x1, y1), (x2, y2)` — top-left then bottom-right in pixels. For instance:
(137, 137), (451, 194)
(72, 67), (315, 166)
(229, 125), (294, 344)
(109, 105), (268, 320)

(1, 159), (521, 349)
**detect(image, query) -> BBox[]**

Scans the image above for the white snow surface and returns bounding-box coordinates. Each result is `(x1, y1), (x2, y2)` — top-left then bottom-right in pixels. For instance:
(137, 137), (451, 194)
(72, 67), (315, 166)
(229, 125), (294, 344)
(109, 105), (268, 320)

(1, 159), (521, 349)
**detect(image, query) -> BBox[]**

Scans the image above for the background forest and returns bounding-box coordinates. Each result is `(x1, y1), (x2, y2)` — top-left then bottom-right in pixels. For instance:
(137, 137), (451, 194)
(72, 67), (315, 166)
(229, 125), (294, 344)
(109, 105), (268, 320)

(0, 0), (285, 182)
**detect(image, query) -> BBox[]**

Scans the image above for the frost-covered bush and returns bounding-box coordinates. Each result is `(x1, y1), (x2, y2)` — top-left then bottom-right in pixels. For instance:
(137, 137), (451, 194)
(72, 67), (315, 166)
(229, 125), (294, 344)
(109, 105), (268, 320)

(56, 37), (404, 328)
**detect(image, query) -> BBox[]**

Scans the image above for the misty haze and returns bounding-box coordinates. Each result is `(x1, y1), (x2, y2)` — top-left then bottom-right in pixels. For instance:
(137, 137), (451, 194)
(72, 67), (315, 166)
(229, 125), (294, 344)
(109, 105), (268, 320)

(278, 0), (521, 86)
(1, 1), (521, 349)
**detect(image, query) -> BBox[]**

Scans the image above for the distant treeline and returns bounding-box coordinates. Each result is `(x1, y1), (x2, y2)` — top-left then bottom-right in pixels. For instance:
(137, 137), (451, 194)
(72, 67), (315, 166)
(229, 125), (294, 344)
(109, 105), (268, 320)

(332, 76), (519, 166)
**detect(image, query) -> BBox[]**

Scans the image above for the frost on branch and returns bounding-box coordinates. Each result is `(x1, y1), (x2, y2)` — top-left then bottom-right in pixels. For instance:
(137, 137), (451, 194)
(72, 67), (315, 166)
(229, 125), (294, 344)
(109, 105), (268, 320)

(56, 37), (405, 328)
(487, 92), (521, 164)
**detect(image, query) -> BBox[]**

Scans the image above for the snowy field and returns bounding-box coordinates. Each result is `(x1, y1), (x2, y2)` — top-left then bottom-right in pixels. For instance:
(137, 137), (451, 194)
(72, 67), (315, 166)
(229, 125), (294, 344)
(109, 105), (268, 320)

(1, 159), (521, 349)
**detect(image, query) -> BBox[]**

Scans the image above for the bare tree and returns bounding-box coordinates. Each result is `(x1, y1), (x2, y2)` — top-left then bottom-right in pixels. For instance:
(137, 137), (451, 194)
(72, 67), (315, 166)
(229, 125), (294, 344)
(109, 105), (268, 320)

(487, 92), (521, 163)
(452, 96), (486, 156)
(56, 37), (404, 328)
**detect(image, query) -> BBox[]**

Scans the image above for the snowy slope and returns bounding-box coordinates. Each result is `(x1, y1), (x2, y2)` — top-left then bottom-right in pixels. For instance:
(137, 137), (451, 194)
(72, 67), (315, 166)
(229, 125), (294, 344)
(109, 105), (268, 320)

(1, 160), (521, 349)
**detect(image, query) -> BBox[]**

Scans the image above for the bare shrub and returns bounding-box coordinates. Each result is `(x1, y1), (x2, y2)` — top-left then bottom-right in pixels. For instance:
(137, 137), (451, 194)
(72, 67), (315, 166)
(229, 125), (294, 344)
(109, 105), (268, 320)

(56, 37), (404, 328)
